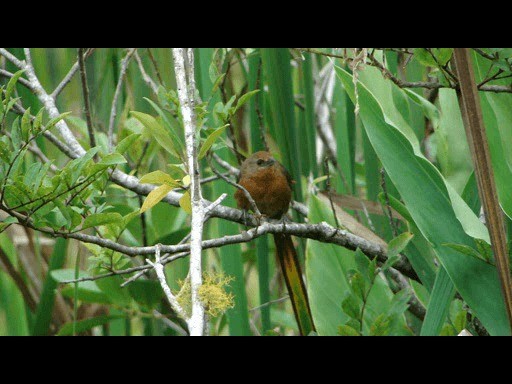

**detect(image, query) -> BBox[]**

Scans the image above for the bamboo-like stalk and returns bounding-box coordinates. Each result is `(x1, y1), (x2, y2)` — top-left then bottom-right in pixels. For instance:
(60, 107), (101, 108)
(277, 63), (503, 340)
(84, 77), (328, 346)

(452, 48), (512, 331)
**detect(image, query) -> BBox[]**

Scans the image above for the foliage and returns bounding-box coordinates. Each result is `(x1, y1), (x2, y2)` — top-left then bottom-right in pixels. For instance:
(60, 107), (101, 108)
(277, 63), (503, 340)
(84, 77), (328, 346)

(1, 48), (511, 336)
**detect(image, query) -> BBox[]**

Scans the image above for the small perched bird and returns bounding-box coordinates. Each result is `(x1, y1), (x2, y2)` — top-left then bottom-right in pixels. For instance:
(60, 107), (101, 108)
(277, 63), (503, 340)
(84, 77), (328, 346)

(235, 151), (315, 335)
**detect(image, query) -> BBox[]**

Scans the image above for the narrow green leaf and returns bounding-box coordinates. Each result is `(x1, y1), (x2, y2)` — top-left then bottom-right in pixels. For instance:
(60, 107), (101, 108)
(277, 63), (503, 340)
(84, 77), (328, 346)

(5, 69), (25, 102)
(387, 232), (414, 259)
(234, 90), (259, 113)
(116, 133), (141, 154)
(131, 111), (180, 159)
(32, 238), (68, 335)
(198, 125), (228, 159)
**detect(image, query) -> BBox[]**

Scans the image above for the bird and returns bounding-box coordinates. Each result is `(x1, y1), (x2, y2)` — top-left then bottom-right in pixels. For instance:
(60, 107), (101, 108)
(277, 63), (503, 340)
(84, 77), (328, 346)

(235, 151), (315, 335)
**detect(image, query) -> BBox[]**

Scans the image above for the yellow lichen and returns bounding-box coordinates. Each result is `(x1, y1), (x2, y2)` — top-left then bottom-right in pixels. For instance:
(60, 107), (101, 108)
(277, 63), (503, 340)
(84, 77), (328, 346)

(175, 272), (234, 318)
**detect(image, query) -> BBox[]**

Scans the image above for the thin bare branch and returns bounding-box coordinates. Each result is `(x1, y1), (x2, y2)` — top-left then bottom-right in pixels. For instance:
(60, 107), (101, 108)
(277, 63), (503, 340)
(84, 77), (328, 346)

(108, 48), (136, 150)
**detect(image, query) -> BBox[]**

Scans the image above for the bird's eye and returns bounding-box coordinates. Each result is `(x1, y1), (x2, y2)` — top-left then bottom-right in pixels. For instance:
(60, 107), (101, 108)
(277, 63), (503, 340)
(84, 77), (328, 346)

(257, 159), (264, 166)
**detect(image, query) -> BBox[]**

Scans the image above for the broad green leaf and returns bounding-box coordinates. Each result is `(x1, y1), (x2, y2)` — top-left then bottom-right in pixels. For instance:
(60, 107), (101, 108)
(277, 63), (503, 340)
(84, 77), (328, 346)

(421, 267), (455, 336)
(140, 184), (173, 213)
(336, 65), (510, 335)
(82, 212), (123, 230)
(139, 170), (181, 187)
(57, 315), (124, 336)
(179, 190), (192, 214)
(61, 282), (111, 304)
(127, 280), (164, 310)
(306, 195), (403, 335)
(198, 125), (228, 159)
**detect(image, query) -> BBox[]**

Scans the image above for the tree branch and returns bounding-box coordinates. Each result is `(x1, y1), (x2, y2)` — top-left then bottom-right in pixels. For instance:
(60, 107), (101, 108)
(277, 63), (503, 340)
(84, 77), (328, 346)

(172, 47), (205, 336)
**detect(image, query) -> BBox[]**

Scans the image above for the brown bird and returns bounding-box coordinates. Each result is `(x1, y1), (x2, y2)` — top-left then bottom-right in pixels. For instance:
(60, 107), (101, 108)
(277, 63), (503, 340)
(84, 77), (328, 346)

(235, 151), (315, 335)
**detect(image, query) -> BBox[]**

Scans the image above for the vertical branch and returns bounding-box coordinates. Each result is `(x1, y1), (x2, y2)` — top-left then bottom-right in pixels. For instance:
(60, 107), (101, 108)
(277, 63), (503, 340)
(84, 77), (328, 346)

(108, 48), (136, 151)
(77, 48), (97, 150)
(452, 48), (512, 331)
(172, 48), (205, 336)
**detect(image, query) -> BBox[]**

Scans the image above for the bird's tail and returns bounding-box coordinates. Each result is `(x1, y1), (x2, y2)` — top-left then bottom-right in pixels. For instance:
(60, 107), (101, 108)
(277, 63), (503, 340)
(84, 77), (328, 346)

(273, 233), (316, 336)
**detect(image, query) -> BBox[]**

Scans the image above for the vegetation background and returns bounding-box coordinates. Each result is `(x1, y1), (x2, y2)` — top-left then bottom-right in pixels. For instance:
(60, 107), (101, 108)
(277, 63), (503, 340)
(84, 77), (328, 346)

(0, 48), (511, 336)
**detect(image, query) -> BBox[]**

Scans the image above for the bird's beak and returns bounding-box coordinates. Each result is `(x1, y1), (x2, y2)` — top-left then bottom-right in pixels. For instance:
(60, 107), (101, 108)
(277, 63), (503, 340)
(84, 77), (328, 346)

(265, 158), (275, 166)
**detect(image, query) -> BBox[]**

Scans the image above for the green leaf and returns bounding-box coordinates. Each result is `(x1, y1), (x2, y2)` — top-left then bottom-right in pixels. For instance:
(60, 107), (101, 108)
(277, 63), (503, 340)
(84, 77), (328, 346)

(21, 107), (31, 142)
(443, 243), (486, 262)
(61, 282), (111, 304)
(131, 111), (180, 159)
(116, 133), (142, 154)
(336, 64), (510, 335)
(100, 153), (127, 166)
(421, 267), (456, 336)
(127, 280), (164, 310)
(349, 272), (366, 300)
(341, 294), (361, 319)
(57, 315), (124, 336)
(198, 125), (228, 159)
(5, 69), (25, 102)
(140, 184), (173, 213)
(369, 314), (390, 336)
(82, 212), (123, 230)
(179, 190), (192, 214)
(387, 232), (414, 259)
(45, 112), (71, 132)
(95, 276), (132, 307)
(234, 90), (259, 113)
(139, 170), (181, 187)
(337, 324), (360, 336)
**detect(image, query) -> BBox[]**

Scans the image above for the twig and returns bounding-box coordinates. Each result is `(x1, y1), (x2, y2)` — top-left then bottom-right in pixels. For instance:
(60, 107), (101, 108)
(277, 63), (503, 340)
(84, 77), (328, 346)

(108, 48), (136, 151)
(77, 48), (97, 150)
(134, 51), (159, 95)
(323, 157), (340, 228)
(250, 295), (290, 312)
(147, 48), (164, 85)
(51, 48), (95, 99)
(146, 244), (188, 321)
(153, 310), (188, 336)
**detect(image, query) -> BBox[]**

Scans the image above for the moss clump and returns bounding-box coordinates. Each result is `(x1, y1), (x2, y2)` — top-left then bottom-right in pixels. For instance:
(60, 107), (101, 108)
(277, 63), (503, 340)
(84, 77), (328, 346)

(175, 272), (234, 318)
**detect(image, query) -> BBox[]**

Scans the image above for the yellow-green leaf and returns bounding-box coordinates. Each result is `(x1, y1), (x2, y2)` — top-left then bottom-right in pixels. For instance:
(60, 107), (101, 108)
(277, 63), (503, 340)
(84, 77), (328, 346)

(140, 184), (173, 213)
(179, 190), (192, 214)
(198, 125), (228, 159)
(182, 174), (191, 187)
(131, 111), (180, 159)
(140, 170), (180, 187)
